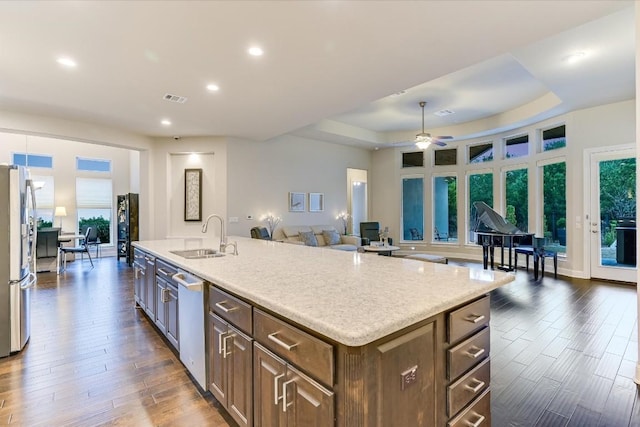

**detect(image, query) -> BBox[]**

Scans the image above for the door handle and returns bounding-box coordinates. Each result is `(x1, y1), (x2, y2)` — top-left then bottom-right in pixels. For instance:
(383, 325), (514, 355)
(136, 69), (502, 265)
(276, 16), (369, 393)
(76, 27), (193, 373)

(273, 373), (285, 405)
(282, 379), (295, 413)
(222, 334), (233, 359)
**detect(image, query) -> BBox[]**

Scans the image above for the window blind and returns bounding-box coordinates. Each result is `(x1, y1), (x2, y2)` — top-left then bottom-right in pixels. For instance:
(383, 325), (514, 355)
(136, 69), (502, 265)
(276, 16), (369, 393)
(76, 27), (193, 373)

(76, 178), (112, 209)
(32, 175), (54, 209)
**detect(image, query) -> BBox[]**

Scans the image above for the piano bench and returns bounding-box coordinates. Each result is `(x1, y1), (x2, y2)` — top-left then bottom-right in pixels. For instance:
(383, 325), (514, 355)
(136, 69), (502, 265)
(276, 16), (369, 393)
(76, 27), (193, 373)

(515, 247), (558, 279)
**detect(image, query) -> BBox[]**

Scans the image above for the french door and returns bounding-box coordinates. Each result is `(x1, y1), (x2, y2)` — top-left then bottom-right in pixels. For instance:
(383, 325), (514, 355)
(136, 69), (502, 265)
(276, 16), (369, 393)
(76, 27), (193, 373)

(588, 148), (636, 282)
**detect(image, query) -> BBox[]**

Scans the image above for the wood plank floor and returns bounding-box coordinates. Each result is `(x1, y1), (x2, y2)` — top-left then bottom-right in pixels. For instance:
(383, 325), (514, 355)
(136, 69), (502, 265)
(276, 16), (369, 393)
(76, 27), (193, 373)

(0, 257), (638, 426)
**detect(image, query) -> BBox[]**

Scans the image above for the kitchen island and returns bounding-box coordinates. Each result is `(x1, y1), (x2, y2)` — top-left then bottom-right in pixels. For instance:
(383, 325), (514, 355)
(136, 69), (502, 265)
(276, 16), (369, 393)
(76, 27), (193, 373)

(133, 237), (514, 427)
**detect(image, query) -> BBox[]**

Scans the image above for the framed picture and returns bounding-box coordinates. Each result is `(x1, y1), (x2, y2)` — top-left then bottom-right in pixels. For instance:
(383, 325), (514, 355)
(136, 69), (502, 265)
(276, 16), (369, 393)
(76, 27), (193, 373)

(184, 168), (203, 221)
(289, 192), (306, 212)
(309, 193), (324, 212)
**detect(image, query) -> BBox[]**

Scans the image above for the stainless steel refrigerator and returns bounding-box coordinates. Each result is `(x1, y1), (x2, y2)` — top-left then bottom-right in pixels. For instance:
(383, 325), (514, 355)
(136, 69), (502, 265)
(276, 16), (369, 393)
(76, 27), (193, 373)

(0, 165), (37, 357)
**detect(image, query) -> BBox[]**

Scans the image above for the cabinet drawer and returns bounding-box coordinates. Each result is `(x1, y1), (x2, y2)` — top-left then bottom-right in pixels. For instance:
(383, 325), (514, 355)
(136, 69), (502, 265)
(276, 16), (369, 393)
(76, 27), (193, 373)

(448, 389), (491, 427)
(156, 258), (178, 280)
(209, 286), (252, 335)
(253, 309), (334, 387)
(133, 248), (146, 266)
(448, 327), (490, 380)
(448, 295), (490, 344)
(447, 358), (490, 417)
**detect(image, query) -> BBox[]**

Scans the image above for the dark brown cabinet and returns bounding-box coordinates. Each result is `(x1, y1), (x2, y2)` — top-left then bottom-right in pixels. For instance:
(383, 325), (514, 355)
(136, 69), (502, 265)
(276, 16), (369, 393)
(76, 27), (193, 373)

(143, 254), (156, 320)
(208, 312), (253, 427)
(117, 193), (139, 266)
(253, 343), (334, 427)
(155, 259), (179, 351)
(133, 248), (146, 309)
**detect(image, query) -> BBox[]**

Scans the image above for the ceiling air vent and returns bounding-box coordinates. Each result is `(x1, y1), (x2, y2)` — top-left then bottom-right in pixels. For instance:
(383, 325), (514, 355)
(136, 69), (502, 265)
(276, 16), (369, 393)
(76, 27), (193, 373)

(434, 109), (454, 117)
(163, 93), (188, 104)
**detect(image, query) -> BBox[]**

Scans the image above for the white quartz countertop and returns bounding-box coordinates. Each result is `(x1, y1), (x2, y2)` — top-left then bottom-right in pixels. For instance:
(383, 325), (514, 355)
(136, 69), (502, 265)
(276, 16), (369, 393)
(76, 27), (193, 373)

(133, 237), (514, 347)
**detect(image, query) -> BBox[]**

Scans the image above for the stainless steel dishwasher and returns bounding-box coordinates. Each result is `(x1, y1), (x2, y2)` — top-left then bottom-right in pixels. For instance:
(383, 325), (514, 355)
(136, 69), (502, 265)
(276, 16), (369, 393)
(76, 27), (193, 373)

(172, 270), (206, 389)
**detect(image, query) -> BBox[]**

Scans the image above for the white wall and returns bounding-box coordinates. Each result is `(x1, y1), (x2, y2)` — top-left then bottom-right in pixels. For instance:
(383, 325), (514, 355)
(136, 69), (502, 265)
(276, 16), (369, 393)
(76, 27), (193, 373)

(149, 137), (228, 241)
(226, 134), (371, 237)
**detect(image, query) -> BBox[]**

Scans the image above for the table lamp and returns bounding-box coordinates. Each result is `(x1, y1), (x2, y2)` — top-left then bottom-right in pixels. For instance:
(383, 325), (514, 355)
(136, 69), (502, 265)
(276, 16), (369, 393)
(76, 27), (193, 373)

(54, 206), (67, 228)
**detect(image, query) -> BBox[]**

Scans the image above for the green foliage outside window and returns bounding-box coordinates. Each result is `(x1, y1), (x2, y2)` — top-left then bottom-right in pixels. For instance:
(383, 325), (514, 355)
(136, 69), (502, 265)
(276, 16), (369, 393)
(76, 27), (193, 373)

(79, 216), (110, 244)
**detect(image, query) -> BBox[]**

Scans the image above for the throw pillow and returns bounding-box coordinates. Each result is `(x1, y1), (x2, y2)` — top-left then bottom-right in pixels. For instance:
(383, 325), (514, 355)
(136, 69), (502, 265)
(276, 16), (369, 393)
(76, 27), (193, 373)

(299, 230), (318, 247)
(322, 229), (341, 246)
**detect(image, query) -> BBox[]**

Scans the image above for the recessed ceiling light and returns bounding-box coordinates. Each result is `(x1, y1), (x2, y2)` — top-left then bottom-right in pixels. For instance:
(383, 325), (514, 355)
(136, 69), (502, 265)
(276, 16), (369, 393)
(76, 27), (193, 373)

(248, 46), (264, 56)
(564, 51), (587, 64)
(206, 83), (220, 92)
(56, 57), (77, 68)
(391, 90), (406, 97)
(161, 119), (171, 126)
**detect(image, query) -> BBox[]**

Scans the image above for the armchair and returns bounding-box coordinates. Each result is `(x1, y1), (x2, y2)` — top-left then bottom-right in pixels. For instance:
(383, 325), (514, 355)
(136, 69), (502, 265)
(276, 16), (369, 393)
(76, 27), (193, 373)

(359, 222), (392, 246)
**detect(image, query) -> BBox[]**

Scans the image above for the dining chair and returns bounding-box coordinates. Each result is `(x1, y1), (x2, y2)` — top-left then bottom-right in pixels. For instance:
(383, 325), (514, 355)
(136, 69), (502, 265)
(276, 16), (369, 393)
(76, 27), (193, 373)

(58, 226), (94, 273)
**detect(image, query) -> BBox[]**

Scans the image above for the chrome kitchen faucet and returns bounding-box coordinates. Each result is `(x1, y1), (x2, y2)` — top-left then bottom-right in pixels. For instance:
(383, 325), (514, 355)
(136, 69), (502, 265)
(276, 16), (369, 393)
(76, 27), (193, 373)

(202, 214), (238, 255)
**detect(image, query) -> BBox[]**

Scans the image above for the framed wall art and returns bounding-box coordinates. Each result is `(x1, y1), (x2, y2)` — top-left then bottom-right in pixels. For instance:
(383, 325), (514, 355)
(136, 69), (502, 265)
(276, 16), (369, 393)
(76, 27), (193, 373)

(184, 168), (203, 221)
(289, 192), (306, 212)
(309, 193), (324, 212)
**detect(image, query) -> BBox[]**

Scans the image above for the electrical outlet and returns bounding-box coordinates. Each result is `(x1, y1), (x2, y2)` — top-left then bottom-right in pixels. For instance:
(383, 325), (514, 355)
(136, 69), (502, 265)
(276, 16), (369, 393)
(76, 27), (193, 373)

(229, 217), (239, 223)
(400, 365), (418, 390)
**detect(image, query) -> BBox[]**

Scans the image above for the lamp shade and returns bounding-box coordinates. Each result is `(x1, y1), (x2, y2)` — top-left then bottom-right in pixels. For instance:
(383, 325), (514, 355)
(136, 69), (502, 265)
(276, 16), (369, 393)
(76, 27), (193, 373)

(54, 206), (67, 217)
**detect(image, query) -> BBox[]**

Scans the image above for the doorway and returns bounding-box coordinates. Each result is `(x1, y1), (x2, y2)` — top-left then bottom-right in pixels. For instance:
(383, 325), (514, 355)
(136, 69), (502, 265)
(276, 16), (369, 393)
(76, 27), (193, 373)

(347, 168), (367, 236)
(588, 147), (636, 282)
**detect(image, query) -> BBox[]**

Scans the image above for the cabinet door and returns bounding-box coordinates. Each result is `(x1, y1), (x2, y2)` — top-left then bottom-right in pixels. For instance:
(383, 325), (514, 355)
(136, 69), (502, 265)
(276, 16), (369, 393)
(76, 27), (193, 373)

(155, 277), (167, 335)
(254, 344), (287, 427)
(227, 327), (253, 427)
(208, 313), (229, 405)
(133, 262), (144, 308)
(166, 283), (179, 350)
(284, 365), (334, 427)
(144, 256), (156, 319)
(376, 322), (436, 427)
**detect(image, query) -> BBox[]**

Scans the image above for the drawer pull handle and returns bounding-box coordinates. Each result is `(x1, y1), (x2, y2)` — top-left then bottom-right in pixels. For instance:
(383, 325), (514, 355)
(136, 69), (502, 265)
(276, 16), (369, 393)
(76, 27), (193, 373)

(268, 332), (298, 351)
(158, 268), (171, 276)
(464, 413), (486, 427)
(282, 379), (295, 413)
(464, 378), (485, 393)
(465, 314), (486, 324)
(215, 301), (238, 313)
(273, 374), (285, 405)
(465, 346), (485, 359)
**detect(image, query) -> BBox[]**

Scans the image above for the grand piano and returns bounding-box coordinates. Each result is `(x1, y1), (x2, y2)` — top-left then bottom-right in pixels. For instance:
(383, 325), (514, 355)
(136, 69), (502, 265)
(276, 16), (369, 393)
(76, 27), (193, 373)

(473, 201), (534, 271)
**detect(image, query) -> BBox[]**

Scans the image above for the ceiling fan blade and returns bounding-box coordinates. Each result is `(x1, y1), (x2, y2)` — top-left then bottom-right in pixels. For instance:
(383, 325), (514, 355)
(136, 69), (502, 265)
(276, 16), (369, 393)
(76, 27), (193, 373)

(432, 140), (448, 147)
(435, 135), (453, 140)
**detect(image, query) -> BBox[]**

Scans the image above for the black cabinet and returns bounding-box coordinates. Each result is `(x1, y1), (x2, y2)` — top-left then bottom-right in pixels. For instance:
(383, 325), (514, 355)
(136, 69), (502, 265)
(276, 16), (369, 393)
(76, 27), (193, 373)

(117, 193), (139, 265)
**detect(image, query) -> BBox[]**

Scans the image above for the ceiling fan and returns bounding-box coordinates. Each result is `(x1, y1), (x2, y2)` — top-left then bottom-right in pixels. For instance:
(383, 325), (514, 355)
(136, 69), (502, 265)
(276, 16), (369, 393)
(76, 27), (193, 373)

(414, 101), (452, 149)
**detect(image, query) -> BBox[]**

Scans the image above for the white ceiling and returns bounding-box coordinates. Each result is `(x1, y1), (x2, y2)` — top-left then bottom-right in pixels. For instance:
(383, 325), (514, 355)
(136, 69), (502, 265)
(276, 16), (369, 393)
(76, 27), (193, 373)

(0, 1), (634, 149)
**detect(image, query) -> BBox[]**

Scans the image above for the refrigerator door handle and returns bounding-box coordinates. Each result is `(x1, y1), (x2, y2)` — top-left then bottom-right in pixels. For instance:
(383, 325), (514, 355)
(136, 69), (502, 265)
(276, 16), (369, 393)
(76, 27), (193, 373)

(20, 273), (37, 290)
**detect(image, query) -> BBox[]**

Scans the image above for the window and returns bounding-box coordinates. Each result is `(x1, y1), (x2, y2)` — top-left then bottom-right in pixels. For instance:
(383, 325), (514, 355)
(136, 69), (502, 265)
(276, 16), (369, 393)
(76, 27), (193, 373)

(12, 153), (53, 168)
(469, 142), (494, 164)
(32, 175), (55, 228)
(402, 176), (424, 241)
(505, 135), (528, 159)
(542, 125), (566, 151)
(402, 151), (424, 168)
(468, 172), (493, 242)
(76, 157), (111, 172)
(542, 161), (566, 254)
(434, 148), (457, 166)
(76, 178), (112, 244)
(505, 168), (528, 232)
(433, 175), (457, 242)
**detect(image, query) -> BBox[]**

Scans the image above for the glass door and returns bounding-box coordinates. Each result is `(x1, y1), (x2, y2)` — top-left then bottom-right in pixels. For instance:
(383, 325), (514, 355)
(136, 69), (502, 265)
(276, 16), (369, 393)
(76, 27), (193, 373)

(589, 149), (636, 282)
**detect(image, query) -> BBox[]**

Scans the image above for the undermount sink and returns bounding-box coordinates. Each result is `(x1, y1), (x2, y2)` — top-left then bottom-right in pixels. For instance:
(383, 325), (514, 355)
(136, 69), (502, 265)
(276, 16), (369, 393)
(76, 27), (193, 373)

(170, 248), (225, 259)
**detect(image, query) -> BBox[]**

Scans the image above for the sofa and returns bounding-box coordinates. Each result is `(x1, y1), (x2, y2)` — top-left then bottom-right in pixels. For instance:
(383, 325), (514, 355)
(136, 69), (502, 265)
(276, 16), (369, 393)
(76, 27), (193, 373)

(276, 225), (360, 251)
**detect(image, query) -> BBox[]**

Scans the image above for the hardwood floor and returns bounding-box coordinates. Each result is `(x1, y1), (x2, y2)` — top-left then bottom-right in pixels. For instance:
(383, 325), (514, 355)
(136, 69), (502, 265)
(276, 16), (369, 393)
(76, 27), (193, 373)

(0, 257), (638, 426)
